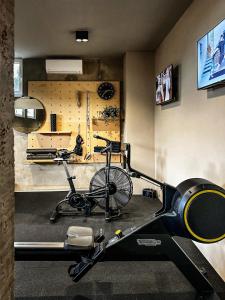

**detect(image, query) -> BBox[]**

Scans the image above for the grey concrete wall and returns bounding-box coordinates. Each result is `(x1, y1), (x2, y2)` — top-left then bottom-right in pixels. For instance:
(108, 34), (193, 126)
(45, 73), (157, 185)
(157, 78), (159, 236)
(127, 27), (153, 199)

(22, 57), (123, 95)
(0, 0), (14, 299)
(15, 57), (123, 191)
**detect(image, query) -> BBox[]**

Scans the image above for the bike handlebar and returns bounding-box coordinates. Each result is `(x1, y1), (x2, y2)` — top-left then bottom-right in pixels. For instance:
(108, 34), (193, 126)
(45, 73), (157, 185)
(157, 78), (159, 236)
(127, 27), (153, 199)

(93, 134), (110, 143)
(100, 144), (111, 154)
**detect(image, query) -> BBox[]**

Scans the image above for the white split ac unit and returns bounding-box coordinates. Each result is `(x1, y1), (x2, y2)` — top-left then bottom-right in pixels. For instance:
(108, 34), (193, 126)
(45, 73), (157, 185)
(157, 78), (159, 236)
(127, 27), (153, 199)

(45, 59), (83, 74)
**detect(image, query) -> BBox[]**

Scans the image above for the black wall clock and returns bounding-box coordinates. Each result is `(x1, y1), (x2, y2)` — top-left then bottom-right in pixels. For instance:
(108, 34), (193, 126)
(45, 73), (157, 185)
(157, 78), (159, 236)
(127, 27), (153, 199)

(97, 82), (115, 100)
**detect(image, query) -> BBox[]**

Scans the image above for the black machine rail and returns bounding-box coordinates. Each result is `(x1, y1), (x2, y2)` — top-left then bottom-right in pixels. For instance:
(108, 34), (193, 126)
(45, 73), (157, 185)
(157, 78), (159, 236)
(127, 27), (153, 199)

(15, 242), (90, 261)
(103, 217), (215, 295)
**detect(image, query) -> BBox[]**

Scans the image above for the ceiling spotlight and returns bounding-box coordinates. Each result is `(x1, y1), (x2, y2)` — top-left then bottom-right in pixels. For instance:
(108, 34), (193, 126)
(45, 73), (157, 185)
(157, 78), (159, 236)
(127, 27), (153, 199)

(75, 31), (88, 43)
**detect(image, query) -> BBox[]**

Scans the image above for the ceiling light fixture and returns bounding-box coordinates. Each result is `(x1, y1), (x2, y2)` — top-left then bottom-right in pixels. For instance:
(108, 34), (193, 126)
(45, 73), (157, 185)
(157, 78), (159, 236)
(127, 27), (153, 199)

(75, 31), (88, 43)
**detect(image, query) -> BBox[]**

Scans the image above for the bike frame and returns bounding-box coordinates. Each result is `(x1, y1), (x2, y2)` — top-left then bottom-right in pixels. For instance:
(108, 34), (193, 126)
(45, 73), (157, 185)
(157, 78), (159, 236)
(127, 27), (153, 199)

(61, 142), (114, 220)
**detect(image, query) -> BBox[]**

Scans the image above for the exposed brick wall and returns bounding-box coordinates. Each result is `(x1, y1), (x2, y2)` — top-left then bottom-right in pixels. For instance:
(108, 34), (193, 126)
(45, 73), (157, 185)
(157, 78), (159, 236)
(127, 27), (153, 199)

(0, 0), (14, 299)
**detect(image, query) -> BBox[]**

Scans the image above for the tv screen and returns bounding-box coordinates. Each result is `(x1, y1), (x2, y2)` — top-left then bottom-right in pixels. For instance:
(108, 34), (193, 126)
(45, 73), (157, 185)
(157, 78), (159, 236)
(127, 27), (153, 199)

(198, 19), (225, 89)
(156, 64), (173, 105)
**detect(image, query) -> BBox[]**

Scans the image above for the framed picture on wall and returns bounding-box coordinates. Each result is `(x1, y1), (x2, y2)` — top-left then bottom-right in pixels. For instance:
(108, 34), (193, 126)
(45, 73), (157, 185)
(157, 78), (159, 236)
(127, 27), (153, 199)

(155, 65), (174, 105)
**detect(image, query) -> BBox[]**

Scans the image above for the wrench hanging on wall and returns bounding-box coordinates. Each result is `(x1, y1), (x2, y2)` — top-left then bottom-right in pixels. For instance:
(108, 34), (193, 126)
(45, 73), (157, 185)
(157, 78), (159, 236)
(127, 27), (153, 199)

(76, 91), (81, 108)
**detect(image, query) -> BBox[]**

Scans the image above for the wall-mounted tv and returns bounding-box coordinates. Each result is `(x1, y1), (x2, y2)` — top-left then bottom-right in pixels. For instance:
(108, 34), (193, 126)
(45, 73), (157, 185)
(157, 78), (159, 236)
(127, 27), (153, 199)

(156, 64), (175, 105)
(198, 19), (225, 89)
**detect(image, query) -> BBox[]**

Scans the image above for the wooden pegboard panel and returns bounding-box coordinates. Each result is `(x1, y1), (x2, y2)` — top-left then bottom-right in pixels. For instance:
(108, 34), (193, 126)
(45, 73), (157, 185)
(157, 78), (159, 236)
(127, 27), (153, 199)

(28, 81), (121, 163)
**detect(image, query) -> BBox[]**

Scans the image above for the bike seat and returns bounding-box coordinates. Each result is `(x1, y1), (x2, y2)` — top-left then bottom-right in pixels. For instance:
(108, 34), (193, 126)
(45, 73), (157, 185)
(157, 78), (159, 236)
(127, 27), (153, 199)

(57, 149), (73, 160)
(54, 158), (64, 161)
(65, 226), (94, 249)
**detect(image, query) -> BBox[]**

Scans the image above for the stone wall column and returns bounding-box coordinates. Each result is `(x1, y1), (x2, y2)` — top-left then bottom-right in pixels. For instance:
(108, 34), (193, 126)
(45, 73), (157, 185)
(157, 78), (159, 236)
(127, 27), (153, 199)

(0, 0), (14, 299)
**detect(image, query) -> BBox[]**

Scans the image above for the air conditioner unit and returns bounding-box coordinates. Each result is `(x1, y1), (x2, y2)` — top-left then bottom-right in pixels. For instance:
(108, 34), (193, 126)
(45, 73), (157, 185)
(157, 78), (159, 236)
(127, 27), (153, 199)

(45, 59), (83, 74)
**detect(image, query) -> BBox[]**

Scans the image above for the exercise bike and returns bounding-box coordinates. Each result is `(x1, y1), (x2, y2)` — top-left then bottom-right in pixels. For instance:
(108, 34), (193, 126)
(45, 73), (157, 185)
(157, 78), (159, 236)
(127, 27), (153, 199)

(50, 135), (133, 223)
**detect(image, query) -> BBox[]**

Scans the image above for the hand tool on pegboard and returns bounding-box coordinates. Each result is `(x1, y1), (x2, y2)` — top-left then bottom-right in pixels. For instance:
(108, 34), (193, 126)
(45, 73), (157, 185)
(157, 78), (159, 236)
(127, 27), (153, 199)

(74, 124), (84, 156)
(84, 91), (92, 161)
(76, 91), (81, 108)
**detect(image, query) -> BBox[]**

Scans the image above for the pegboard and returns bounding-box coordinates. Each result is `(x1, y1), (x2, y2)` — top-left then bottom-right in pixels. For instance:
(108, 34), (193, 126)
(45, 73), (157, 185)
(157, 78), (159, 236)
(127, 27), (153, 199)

(28, 81), (121, 163)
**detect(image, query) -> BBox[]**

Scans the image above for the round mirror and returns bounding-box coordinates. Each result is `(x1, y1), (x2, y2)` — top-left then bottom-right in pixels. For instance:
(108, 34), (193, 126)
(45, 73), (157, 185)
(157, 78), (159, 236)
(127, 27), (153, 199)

(13, 97), (46, 133)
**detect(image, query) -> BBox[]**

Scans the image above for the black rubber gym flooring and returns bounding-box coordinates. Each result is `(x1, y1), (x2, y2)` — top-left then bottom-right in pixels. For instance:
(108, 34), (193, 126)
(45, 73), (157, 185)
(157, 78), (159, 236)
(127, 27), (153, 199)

(15, 191), (225, 299)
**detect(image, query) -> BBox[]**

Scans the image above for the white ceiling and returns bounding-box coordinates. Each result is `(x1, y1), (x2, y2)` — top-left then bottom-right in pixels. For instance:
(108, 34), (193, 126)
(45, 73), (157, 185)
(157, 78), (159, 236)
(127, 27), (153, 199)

(15, 0), (192, 58)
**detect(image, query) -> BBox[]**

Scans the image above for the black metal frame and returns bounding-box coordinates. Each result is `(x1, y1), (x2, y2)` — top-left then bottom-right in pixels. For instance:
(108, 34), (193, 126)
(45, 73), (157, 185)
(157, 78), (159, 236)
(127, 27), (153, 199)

(104, 216), (215, 296)
(123, 143), (177, 216)
(50, 136), (120, 222)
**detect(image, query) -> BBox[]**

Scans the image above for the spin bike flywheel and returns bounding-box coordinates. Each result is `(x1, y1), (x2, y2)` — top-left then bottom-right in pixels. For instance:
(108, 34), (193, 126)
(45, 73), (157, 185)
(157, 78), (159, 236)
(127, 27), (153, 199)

(66, 193), (95, 216)
(68, 193), (88, 209)
(89, 166), (133, 209)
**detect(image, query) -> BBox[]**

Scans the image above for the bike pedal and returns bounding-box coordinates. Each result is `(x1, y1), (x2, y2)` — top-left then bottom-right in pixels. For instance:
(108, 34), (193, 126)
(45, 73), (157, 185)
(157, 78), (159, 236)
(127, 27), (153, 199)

(111, 209), (121, 217)
(94, 228), (105, 243)
(50, 211), (58, 223)
(105, 209), (121, 222)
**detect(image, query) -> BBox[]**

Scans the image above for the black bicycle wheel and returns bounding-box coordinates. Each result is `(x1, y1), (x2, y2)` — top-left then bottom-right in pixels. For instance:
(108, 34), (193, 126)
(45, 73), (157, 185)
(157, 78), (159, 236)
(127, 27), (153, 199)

(89, 166), (133, 209)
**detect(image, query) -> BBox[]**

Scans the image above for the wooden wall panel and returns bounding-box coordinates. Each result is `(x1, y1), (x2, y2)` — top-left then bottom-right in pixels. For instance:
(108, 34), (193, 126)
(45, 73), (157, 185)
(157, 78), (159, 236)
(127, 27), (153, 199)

(28, 81), (120, 163)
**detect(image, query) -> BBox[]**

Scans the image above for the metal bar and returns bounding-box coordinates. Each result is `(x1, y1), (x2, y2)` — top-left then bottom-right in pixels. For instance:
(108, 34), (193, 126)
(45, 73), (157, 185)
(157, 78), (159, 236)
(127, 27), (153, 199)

(103, 230), (214, 294)
(166, 237), (214, 294)
(15, 242), (64, 248)
(63, 160), (76, 193)
(14, 242), (89, 261)
(155, 184), (177, 216)
(63, 160), (71, 178)
(85, 188), (105, 196)
(105, 146), (111, 219)
(125, 144), (165, 188)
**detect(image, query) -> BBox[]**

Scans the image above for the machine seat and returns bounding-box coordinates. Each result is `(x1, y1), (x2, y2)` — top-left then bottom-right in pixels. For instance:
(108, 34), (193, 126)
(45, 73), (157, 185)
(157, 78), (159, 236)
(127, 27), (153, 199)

(65, 226), (94, 249)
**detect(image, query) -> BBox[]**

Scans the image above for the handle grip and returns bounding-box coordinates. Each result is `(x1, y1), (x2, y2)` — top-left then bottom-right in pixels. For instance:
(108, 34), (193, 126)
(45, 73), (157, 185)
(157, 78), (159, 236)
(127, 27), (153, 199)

(93, 134), (110, 143)
(100, 145), (111, 154)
